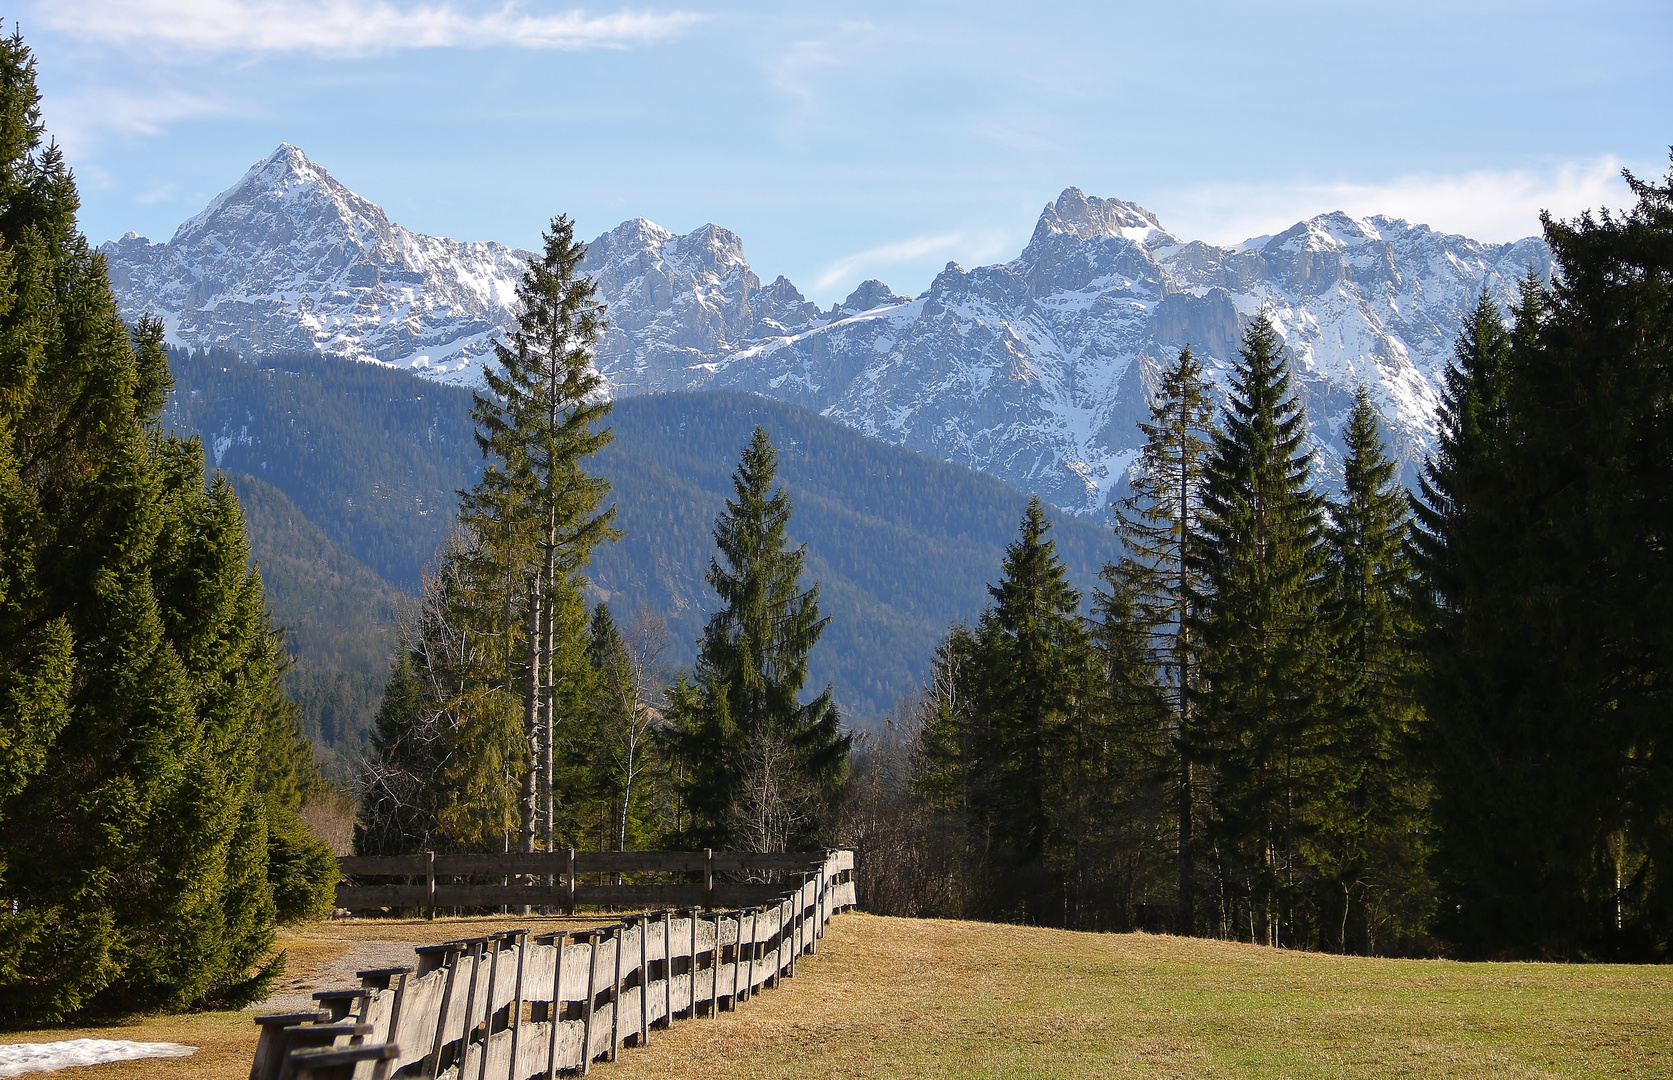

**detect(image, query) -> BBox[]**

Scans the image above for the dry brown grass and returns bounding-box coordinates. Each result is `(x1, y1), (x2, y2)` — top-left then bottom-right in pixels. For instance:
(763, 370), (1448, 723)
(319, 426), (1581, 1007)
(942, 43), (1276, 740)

(610, 913), (1673, 1080)
(6, 912), (1670, 1079)
(0, 913), (615, 1079)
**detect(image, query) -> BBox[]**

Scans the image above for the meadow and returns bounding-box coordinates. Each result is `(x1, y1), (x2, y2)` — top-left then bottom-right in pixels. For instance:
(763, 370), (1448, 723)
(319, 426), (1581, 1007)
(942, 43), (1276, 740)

(9, 912), (1669, 1079)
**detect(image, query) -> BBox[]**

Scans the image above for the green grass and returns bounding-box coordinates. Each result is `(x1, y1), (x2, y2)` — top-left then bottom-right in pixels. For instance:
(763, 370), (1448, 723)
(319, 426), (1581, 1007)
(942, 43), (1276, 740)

(615, 913), (1673, 1080)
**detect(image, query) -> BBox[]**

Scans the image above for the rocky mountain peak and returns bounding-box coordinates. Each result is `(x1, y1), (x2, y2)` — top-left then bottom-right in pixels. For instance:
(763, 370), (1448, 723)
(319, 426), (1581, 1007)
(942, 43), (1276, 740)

(834, 279), (908, 315)
(1032, 187), (1172, 246)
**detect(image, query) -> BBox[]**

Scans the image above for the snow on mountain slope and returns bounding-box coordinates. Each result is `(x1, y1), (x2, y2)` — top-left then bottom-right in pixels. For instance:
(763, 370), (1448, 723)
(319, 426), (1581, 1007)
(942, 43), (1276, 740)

(101, 144), (531, 383)
(703, 188), (1551, 511)
(102, 152), (1553, 516)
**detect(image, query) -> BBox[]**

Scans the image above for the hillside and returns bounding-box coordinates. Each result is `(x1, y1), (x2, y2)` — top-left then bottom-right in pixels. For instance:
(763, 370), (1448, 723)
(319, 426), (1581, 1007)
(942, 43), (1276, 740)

(592, 392), (1120, 718)
(165, 353), (1120, 729)
(223, 470), (400, 776)
(165, 346), (478, 587)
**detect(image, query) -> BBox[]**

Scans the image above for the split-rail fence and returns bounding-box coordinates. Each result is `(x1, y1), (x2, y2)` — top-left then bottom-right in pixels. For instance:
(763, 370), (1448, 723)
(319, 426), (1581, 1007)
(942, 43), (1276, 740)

(254, 849), (856, 1080)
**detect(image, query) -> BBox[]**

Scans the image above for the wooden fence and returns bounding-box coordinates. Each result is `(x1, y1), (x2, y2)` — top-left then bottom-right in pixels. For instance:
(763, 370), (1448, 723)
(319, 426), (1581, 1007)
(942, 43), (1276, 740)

(334, 849), (837, 918)
(255, 850), (856, 1080)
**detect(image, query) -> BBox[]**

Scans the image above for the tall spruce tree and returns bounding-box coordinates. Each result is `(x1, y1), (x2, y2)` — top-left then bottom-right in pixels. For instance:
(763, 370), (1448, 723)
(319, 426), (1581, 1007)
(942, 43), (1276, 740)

(1417, 158), (1673, 958)
(0, 25), (332, 1020)
(1193, 313), (1333, 946)
(457, 216), (616, 855)
(1318, 388), (1429, 954)
(1107, 345), (1217, 932)
(663, 427), (849, 849)
(965, 499), (1094, 921)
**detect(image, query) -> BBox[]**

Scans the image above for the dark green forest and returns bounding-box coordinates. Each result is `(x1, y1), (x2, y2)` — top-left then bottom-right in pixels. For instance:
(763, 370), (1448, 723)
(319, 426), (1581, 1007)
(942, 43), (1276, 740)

(161, 355), (1120, 738)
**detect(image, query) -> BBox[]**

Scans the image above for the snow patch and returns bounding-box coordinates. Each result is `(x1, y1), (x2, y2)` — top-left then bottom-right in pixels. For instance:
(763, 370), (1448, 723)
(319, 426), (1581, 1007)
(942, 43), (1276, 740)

(0, 1039), (195, 1076)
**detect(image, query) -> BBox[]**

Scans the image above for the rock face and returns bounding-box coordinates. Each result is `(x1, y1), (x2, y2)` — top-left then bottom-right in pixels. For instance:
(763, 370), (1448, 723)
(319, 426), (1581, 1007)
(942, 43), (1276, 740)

(101, 144), (530, 381)
(703, 189), (1552, 511)
(103, 150), (1553, 515)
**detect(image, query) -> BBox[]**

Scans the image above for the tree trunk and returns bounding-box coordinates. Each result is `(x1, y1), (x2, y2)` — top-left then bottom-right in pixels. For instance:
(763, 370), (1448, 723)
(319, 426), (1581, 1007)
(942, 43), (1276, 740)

(520, 571), (542, 855)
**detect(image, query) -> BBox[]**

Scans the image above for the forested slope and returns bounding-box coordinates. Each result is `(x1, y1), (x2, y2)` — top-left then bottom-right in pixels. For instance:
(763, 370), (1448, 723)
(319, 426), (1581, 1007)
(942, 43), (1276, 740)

(164, 349), (1121, 729)
(224, 471), (400, 775)
(165, 347), (478, 587)
(591, 392), (1119, 718)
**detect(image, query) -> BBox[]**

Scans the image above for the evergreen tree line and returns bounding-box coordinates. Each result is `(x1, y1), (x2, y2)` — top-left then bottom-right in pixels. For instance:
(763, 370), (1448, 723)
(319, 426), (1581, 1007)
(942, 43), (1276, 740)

(357, 230), (852, 859)
(840, 162), (1673, 960)
(0, 28), (338, 1022)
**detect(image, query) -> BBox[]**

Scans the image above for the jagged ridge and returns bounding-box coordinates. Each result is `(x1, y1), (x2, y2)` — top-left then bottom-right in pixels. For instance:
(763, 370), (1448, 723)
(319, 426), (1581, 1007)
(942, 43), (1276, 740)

(102, 152), (1553, 514)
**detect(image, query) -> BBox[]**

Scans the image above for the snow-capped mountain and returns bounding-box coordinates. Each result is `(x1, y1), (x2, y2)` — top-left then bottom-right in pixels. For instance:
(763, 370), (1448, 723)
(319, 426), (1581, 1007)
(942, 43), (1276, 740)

(102, 144), (530, 381)
(703, 189), (1552, 510)
(102, 147), (1552, 515)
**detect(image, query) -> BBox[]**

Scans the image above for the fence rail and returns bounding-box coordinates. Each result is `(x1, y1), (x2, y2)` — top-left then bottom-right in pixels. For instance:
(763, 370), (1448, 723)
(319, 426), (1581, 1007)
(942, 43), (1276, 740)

(258, 850), (856, 1080)
(335, 848), (836, 918)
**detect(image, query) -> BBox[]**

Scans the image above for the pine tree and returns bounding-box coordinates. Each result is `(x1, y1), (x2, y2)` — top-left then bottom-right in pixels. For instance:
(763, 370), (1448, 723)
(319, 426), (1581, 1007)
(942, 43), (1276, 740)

(457, 216), (616, 855)
(0, 25), (333, 1019)
(965, 498), (1093, 920)
(1193, 312), (1333, 946)
(1106, 345), (1217, 932)
(1417, 157), (1673, 958)
(663, 427), (849, 849)
(1317, 388), (1429, 953)
(588, 604), (667, 851)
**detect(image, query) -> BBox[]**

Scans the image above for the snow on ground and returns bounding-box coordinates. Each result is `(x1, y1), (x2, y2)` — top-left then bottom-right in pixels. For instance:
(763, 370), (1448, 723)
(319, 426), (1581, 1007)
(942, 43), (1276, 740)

(0, 1039), (195, 1076)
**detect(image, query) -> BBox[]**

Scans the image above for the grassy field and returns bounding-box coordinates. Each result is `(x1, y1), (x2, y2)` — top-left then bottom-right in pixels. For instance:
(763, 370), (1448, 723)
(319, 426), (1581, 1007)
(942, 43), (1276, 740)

(4, 912), (1670, 1079)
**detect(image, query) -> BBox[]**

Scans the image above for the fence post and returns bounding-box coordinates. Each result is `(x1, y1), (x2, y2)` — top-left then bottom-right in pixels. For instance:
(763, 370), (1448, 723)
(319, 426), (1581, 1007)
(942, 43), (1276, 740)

(728, 909), (742, 1009)
(544, 930), (567, 1080)
(609, 923), (624, 1062)
(661, 910), (672, 1030)
(708, 911), (721, 1020)
(688, 909), (698, 1019)
(580, 932), (598, 1077)
(703, 848), (714, 910)
(425, 851), (436, 921)
(566, 848), (576, 915)
(475, 936), (503, 1080)
(638, 913), (649, 1047)
(424, 944), (463, 1077)
(508, 929), (528, 1080)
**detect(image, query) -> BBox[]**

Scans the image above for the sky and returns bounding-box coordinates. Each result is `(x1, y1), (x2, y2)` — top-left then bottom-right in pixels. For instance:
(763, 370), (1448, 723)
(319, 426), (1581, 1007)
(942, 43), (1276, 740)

(25, 0), (1672, 306)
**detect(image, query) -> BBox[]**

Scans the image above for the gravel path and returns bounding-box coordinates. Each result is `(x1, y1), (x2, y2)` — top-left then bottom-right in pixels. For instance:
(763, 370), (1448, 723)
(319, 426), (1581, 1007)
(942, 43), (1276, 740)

(250, 941), (420, 1012)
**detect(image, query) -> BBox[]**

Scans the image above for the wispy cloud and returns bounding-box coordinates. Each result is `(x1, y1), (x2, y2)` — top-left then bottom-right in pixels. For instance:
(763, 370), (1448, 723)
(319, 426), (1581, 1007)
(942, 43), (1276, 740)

(764, 21), (878, 120)
(36, 1), (703, 56)
(1162, 158), (1637, 247)
(42, 87), (230, 157)
(814, 230), (1009, 294)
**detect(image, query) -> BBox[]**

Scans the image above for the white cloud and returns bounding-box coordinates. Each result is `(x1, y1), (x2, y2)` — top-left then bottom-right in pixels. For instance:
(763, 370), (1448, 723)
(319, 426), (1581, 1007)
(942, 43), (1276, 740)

(36, 1), (702, 56)
(764, 21), (878, 120)
(814, 229), (1010, 294)
(41, 87), (229, 157)
(1160, 158), (1638, 247)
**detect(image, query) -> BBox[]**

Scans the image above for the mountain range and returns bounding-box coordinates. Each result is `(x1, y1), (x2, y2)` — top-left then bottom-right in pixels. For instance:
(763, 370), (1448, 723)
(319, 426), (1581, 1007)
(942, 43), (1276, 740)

(103, 145), (1554, 516)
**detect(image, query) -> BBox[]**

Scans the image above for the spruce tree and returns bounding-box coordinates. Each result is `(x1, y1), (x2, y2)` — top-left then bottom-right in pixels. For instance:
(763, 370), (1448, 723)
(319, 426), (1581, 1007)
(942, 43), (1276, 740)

(1193, 312), (1332, 946)
(0, 25), (334, 1017)
(1106, 345), (1216, 932)
(663, 427), (849, 849)
(966, 498), (1093, 920)
(1318, 388), (1429, 953)
(1417, 158), (1673, 958)
(456, 216), (616, 855)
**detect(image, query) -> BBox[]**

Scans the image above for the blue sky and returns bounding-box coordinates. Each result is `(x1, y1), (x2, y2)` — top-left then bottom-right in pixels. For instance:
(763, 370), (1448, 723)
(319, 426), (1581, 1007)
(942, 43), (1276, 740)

(27, 0), (1672, 305)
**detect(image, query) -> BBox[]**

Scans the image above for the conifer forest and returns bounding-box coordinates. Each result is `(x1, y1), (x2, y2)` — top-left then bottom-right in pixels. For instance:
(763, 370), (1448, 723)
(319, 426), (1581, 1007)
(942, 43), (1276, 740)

(0, 16), (1671, 1029)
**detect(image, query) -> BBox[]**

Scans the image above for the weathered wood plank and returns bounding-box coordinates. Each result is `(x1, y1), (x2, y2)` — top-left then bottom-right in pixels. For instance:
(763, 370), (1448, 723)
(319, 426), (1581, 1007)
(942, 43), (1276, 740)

(335, 883), (427, 908)
(337, 854), (430, 876)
